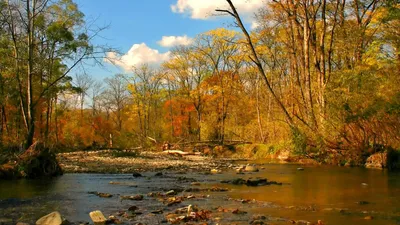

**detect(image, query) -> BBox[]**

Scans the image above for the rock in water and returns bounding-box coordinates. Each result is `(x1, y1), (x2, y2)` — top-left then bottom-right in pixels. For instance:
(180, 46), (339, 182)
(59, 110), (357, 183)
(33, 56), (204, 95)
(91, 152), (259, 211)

(132, 172), (142, 177)
(210, 169), (221, 174)
(365, 152), (387, 169)
(364, 216), (373, 220)
(120, 195), (143, 200)
(36, 211), (62, 225)
(165, 190), (176, 196)
(244, 165), (259, 172)
(89, 211), (107, 225)
(154, 172), (163, 177)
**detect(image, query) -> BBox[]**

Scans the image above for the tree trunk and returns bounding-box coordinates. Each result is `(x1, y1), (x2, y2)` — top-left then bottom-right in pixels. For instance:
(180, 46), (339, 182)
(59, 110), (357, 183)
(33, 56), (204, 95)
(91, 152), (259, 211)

(223, 0), (295, 127)
(256, 75), (265, 142)
(25, 0), (36, 149)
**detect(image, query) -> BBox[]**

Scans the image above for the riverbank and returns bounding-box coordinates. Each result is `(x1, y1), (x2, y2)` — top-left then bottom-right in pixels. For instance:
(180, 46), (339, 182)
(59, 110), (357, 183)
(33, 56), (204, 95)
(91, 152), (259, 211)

(57, 150), (238, 173)
(56, 145), (400, 174)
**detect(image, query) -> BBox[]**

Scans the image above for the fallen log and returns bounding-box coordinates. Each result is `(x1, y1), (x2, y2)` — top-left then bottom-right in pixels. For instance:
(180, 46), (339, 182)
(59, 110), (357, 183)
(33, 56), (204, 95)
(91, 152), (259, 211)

(162, 150), (201, 156)
(171, 140), (252, 146)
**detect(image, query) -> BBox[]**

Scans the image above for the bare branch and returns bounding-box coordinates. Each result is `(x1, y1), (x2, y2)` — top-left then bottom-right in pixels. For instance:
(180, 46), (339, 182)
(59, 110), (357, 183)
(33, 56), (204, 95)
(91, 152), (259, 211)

(215, 9), (235, 17)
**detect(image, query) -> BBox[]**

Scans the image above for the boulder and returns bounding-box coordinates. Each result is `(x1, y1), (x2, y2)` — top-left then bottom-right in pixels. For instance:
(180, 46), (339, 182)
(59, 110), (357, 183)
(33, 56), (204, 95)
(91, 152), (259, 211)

(89, 211), (106, 225)
(277, 149), (290, 161)
(246, 178), (268, 186)
(36, 211), (62, 225)
(365, 149), (400, 170)
(132, 172), (142, 177)
(128, 206), (138, 211)
(244, 165), (259, 172)
(154, 172), (163, 177)
(365, 152), (387, 169)
(221, 178), (282, 186)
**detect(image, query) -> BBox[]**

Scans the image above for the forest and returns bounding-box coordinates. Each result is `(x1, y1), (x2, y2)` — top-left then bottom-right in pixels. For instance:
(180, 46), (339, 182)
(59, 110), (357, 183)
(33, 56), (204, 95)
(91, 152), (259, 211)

(0, 0), (399, 162)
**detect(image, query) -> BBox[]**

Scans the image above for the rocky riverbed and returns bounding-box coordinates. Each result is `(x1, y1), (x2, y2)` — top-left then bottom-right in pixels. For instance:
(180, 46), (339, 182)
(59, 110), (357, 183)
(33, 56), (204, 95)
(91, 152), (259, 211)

(2, 151), (400, 225)
(1, 169), (325, 225)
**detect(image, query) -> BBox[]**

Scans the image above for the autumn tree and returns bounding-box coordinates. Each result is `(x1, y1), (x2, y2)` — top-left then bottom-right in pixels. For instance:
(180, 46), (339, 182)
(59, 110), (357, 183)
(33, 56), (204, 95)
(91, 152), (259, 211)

(0, 0), (107, 149)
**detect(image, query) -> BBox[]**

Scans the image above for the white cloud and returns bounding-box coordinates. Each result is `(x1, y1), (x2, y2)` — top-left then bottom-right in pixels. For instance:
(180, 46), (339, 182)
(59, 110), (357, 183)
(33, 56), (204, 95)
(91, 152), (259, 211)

(106, 43), (170, 71)
(158, 35), (193, 47)
(251, 21), (260, 29)
(171, 0), (265, 21)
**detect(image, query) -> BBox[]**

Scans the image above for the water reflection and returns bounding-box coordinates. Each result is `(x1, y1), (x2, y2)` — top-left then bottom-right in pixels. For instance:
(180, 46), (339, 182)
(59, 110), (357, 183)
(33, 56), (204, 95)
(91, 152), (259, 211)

(228, 163), (400, 224)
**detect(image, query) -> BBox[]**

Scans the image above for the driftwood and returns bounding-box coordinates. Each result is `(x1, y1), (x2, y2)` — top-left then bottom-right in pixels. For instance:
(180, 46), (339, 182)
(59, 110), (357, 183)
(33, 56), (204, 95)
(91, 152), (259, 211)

(163, 150), (201, 156)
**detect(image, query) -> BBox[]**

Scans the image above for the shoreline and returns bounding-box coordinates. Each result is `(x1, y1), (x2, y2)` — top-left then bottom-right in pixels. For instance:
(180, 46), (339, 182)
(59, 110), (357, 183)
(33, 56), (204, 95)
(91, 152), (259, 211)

(57, 149), (392, 174)
(57, 150), (243, 174)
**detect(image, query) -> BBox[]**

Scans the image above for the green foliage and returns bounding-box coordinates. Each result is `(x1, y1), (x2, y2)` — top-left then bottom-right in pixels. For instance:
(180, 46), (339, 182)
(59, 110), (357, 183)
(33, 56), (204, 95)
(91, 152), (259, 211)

(290, 127), (307, 156)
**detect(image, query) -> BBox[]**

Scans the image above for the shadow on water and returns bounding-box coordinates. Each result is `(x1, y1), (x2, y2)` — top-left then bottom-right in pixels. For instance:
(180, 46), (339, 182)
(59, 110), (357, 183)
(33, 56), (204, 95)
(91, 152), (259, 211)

(0, 163), (399, 224)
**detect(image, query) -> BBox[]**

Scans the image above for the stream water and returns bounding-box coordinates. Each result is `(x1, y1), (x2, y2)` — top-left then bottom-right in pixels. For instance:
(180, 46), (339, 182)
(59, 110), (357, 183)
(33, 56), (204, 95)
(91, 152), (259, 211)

(0, 162), (399, 225)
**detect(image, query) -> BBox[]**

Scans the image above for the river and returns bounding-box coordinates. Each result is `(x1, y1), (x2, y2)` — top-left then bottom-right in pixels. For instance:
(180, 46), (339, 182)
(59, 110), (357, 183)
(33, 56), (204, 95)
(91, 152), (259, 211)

(0, 162), (399, 224)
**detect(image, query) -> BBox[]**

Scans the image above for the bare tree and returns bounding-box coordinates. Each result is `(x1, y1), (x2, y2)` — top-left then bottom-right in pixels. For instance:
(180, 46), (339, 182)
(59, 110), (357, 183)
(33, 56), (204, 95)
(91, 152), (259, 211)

(88, 80), (104, 116)
(216, 0), (295, 127)
(74, 73), (94, 122)
(104, 74), (129, 131)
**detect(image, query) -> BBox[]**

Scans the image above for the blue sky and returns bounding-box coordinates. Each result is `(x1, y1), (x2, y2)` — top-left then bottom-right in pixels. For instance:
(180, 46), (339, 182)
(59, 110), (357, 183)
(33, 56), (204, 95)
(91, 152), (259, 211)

(74, 0), (264, 80)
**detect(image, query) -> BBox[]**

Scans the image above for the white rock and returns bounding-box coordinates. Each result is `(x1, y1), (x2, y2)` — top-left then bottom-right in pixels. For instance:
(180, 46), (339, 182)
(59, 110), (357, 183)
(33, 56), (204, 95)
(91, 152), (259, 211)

(210, 168), (221, 173)
(89, 210), (107, 225)
(36, 212), (62, 225)
(244, 165), (259, 172)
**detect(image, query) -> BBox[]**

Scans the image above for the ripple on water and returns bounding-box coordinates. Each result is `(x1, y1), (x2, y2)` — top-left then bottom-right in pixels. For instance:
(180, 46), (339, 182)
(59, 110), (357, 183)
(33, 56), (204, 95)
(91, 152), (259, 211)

(0, 165), (399, 225)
